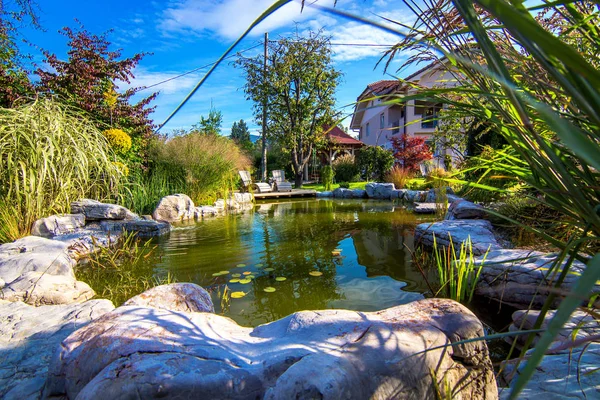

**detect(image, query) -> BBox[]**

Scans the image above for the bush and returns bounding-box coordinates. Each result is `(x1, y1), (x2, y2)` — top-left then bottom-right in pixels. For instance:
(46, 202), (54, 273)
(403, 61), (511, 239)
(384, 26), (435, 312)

(356, 146), (394, 181)
(338, 182), (350, 189)
(321, 165), (334, 191)
(332, 154), (359, 182)
(103, 128), (132, 154)
(385, 166), (412, 189)
(150, 133), (251, 205)
(0, 98), (124, 242)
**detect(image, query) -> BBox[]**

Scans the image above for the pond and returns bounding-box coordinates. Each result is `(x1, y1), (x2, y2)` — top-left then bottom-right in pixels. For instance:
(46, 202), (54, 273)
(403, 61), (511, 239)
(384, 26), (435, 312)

(83, 199), (437, 327)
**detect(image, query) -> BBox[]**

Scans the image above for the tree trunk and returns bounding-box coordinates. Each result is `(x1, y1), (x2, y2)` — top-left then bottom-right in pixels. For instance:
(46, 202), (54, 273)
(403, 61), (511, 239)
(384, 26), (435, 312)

(295, 172), (303, 188)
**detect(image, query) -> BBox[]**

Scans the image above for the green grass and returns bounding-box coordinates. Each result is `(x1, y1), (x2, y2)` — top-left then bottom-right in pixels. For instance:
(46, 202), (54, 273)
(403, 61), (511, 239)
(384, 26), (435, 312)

(303, 179), (426, 192)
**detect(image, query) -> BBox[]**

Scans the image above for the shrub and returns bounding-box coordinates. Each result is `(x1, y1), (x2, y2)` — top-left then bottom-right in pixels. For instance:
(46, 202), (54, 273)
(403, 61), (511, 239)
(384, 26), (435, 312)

(151, 133), (251, 205)
(321, 165), (334, 191)
(356, 146), (394, 181)
(338, 182), (350, 189)
(385, 166), (412, 189)
(332, 154), (359, 182)
(0, 98), (123, 242)
(103, 128), (132, 154)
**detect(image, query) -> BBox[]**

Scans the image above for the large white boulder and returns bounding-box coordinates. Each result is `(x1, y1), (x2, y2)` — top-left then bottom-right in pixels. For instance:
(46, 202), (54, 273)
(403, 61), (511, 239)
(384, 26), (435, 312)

(365, 183), (396, 199)
(31, 214), (85, 238)
(415, 219), (502, 256)
(44, 290), (497, 400)
(152, 194), (195, 223)
(0, 299), (114, 400)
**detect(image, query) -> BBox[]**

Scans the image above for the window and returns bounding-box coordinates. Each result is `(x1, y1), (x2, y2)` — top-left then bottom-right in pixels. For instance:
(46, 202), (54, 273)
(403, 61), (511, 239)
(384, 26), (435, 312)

(415, 101), (442, 129)
(359, 128), (362, 139)
(366, 123), (370, 137)
(380, 113), (385, 129)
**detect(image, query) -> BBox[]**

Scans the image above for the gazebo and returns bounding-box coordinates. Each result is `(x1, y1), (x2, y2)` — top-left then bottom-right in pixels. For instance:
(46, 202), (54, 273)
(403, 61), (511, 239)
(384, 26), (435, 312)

(320, 126), (364, 165)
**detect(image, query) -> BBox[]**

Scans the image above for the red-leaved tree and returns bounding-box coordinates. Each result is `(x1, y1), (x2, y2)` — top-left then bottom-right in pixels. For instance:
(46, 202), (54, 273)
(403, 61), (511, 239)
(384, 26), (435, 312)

(390, 133), (432, 172)
(36, 25), (157, 165)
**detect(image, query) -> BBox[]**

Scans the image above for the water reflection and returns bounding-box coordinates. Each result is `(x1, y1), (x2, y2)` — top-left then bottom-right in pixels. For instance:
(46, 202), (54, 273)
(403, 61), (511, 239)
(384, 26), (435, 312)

(148, 199), (434, 326)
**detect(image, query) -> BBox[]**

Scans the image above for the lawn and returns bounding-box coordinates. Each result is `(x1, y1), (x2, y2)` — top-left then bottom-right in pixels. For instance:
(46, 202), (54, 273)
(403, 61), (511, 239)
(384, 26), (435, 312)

(302, 179), (427, 192)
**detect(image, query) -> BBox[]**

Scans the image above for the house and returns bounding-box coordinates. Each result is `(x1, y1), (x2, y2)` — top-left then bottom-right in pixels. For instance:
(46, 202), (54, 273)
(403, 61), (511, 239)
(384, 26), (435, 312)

(349, 61), (459, 167)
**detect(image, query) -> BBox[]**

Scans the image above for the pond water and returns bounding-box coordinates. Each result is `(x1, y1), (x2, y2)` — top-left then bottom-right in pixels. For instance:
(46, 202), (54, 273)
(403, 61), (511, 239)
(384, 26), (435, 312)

(135, 198), (434, 327)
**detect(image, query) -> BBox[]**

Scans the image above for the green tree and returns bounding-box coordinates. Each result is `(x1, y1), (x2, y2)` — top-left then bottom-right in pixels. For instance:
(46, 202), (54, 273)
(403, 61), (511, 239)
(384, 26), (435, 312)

(192, 106), (223, 135)
(231, 119), (253, 151)
(236, 31), (342, 188)
(356, 146), (395, 181)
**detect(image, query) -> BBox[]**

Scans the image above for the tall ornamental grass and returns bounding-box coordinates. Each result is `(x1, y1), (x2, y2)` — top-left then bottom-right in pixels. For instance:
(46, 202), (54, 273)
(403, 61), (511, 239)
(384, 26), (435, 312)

(151, 133), (251, 206)
(0, 98), (123, 242)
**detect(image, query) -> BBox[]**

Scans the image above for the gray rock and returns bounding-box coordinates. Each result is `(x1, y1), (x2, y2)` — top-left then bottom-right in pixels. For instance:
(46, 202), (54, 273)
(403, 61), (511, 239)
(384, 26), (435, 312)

(352, 189), (367, 198)
(0, 299), (114, 400)
(403, 190), (421, 202)
(52, 228), (117, 257)
(415, 219), (502, 256)
(225, 199), (240, 210)
(44, 297), (497, 400)
(124, 283), (214, 313)
(71, 199), (137, 221)
(392, 189), (406, 199)
(316, 191), (333, 198)
(152, 194), (195, 222)
(141, 215), (153, 220)
(365, 182), (395, 199)
(2, 271), (94, 306)
(31, 214), (85, 238)
(0, 236), (75, 284)
(447, 194), (464, 203)
(414, 202), (441, 214)
(446, 199), (488, 220)
(474, 249), (595, 308)
(124, 220), (170, 238)
(499, 342), (600, 400)
(232, 192), (253, 204)
(507, 309), (600, 349)
(333, 188), (353, 198)
(213, 199), (225, 211)
(200, 206), (219, 217)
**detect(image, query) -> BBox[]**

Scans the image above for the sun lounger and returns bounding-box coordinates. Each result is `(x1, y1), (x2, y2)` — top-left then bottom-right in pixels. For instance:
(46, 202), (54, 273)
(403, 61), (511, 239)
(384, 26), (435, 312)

(239, 170), (272, 193)
(271, 170), (293, 192)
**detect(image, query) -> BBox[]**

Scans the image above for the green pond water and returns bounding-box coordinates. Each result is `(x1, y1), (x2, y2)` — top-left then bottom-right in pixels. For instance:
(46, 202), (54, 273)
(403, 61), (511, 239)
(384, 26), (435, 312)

(88, 199), (438, 327)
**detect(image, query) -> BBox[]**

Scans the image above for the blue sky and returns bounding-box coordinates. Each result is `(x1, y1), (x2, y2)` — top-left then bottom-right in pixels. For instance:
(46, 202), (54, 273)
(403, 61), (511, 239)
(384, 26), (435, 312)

(19, 0), (422, 136)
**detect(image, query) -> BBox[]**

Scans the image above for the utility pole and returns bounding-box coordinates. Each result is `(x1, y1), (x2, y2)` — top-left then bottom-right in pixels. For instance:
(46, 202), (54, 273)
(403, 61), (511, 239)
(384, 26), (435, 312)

(261, 32), (268, 182)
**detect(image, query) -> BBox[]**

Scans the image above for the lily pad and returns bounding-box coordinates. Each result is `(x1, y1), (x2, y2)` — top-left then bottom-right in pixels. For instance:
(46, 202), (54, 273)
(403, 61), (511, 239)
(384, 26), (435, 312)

(247, 275), (255, 279)
(309, 271), (323, 277)
(239, 278), (252, 284)
(211, 272), (224, 277)
(231, 273), (241, 278)
(263, 267), (275, 272)
(275, 277), (287, 282)
(263, 287), (276, 293)
(219, 270), (230, 274)
(236, 263), (246, 268)
(229, 279), (240, 283)
(230, 291), (246, 299)
(243, 271), (252, 275)
(255, 263), (264, 268)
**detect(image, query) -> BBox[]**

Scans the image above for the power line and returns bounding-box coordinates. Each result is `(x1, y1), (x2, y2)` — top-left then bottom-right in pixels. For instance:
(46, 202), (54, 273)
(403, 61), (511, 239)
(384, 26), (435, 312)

(134, 43), (263, 93)
(138, 41), (396, 93)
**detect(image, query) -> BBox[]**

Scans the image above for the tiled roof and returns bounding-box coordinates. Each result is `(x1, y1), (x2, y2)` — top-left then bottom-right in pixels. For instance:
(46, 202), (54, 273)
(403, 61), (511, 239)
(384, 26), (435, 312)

(325, 126), (363, 145)
(366, 80), (402, 95)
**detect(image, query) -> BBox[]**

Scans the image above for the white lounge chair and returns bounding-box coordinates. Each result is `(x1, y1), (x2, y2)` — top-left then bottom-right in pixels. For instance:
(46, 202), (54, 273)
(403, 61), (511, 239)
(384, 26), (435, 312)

(271, 170), (293, 192)
(239, 171), (272, 193)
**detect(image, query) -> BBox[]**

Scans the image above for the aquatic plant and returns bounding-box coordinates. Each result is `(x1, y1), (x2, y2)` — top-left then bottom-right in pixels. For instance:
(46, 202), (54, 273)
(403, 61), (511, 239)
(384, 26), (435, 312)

(432, 234), (487, 304)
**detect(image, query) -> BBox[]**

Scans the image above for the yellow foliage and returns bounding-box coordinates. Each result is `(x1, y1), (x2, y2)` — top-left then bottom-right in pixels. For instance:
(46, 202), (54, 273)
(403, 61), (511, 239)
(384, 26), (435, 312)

(113, 161), (130, 177)
(103, 128), (132, 153)
(103, 89), (118, 109)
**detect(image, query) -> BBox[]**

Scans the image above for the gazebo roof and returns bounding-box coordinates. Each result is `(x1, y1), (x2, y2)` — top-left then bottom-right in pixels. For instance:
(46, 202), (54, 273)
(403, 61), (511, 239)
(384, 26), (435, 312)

(325, 126), (363, 146)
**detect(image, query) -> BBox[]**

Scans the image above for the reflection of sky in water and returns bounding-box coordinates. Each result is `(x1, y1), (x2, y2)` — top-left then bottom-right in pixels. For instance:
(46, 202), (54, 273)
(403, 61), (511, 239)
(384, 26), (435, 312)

(332, 237), (423, 311)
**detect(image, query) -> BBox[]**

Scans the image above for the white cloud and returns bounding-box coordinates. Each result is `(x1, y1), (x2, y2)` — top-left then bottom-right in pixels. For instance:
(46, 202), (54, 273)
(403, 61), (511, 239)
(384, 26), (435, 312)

(158, 0), (338, 40)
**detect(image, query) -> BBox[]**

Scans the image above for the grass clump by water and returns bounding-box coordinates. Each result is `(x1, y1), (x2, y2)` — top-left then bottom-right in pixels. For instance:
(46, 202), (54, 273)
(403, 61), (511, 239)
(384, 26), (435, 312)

(75, 231), (169, 306)
(432, 234), (487, 304)
(0, 98), (124, 243)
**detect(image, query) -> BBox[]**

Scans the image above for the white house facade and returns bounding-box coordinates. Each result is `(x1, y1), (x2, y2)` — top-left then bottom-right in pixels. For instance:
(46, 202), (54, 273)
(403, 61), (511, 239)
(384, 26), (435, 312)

(350, 61), (460, 167)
